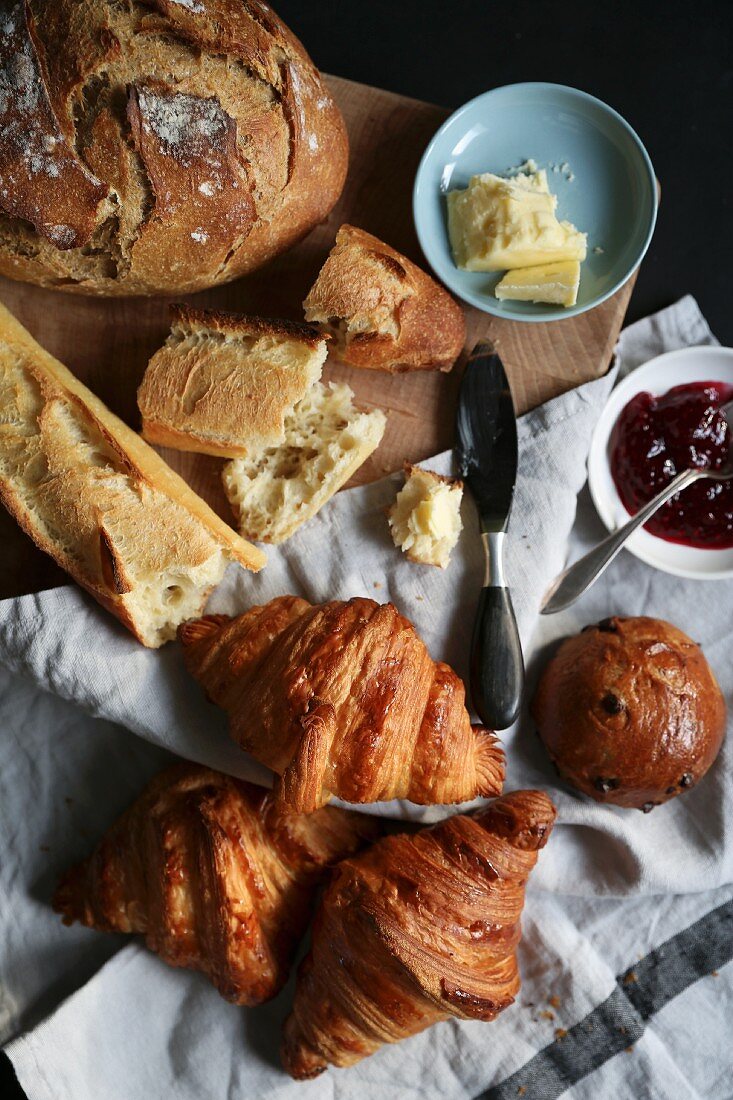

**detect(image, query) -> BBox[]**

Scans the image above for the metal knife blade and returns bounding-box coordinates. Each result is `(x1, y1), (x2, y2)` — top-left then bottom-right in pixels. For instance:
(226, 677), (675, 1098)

(455, 342), (518, 532)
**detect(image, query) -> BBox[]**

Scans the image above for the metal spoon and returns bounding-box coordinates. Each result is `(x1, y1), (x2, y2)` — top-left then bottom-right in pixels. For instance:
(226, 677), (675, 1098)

(541, 399), (733, 615)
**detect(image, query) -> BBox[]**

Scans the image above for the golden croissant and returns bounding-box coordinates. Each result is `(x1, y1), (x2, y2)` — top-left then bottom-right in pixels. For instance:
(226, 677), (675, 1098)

(53, 763), (378, 1005)
(281, 789), (556, 1077)
(179, 596), (505, 813)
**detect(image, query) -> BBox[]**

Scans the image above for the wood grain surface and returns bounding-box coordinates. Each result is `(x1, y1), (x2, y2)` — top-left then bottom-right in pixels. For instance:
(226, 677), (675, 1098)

(0, 75), (635, 599)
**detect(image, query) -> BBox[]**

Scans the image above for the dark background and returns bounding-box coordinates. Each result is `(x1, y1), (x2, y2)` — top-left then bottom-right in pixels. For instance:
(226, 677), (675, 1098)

(2, 1), (731, 1096)
(275, 0), (732, 341)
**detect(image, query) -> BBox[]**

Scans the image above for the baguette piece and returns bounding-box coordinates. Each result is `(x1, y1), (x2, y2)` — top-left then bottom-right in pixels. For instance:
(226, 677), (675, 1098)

(138, 307), (328, 458)
(223, 381), (386, 543)
(303, 225), (465, 373)
(388, 465), (463, 568)
(0, 302), (265, 647)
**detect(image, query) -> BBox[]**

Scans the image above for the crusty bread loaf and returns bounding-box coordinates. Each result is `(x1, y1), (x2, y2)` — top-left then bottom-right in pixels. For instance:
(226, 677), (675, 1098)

(0, 1), (348, 296)
(223, 381), (386, 543)
(388, 465), (463, 568)
(303, 225), (465, 372)
(0, 301), (265, 647)
(138, 307), (328, 458)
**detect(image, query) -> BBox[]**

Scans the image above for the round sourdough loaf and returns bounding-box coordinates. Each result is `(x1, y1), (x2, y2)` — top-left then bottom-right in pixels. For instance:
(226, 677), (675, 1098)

(0, 0), (348, 296)
(532, 616), (726, 812)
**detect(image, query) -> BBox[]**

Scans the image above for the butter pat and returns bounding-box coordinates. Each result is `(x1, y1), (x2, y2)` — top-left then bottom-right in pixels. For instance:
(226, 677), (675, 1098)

(447, 170), (587, 272)
(495, 260), (581, 307)
(388, 466), (463, 569)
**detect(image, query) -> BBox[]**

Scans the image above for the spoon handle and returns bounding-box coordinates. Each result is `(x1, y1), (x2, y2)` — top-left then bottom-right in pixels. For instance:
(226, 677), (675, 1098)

(541, 467), (701, 615)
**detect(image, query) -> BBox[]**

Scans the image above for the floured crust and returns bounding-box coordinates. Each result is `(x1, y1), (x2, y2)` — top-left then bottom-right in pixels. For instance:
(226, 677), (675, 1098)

(0, 301), (265, 646)
(303, 224), (466, 373)
(138, 305), (328, 458)
(0, 3), (111, 249)
(0, 0), (348, 296)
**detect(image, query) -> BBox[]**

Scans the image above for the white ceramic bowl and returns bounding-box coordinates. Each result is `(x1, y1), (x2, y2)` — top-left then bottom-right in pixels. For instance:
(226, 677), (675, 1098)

(588, 345), (733, 579)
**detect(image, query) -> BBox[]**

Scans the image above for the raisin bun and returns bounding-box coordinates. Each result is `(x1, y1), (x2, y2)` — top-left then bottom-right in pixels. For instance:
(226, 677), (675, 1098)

(0, 1), (347, 296)
(532, 616), (726, 812)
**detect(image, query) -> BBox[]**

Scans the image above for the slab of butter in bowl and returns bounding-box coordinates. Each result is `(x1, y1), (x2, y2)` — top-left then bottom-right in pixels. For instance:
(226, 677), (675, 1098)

(413, 83), (657, 322)
(447, 169), (587, 274)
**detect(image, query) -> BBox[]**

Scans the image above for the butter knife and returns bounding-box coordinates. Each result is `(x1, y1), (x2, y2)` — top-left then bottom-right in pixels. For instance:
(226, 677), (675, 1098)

(455, 342), (524, 729)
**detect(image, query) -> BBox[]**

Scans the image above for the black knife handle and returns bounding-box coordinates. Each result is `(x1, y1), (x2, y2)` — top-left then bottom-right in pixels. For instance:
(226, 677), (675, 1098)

(470, 535), (524, 729)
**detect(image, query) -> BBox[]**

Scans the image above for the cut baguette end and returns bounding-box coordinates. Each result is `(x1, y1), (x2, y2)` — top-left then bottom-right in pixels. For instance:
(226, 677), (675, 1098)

(0, 301), (264, 647)
(137, 307), (328, 459)
(303, 224), (465, 373)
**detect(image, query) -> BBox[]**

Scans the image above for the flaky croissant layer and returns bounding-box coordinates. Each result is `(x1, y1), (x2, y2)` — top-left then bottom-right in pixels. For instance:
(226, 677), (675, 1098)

(281, 789), (557, 1078)
(53, 763), (378, 1005)
(180, 596), (505, 812)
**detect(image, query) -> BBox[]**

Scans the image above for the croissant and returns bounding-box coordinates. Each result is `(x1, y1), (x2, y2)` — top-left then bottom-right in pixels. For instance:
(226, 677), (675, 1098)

(281, 789), (556, 1077)
(179, 596), (505, 813)
(53, 763), (378, 1006)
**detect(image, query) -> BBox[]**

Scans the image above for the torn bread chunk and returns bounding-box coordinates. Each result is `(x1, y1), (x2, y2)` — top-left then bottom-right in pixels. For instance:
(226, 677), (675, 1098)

(138, 307), (327, 458)
(388, 465), (463, 568)
(0, 302), (264, 647)
(223, 381), (386, 544)
(303, 224), (465, 373)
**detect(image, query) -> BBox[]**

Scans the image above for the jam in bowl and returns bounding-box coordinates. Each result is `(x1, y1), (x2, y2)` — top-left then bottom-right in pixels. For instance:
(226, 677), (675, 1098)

(610, 381), (733, 549)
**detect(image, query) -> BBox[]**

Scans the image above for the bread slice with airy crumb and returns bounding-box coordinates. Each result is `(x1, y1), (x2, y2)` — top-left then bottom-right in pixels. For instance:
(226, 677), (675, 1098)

(303, 224), (465, 373)
(388, 465), (463, 568)
(0, 301), (265, 647)
(138, 307), (328, 458)
(222, 381), (386, 544)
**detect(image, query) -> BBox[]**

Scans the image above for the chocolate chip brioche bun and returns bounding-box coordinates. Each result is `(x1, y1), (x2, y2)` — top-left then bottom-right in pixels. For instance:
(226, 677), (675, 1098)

(532, 616), (726, 812)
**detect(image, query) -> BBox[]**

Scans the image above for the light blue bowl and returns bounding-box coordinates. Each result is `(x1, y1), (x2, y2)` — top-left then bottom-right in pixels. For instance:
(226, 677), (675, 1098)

(413, 83), (657, 322)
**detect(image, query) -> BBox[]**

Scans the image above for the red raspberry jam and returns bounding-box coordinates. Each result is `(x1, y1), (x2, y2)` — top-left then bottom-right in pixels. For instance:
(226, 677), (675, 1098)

(610, 381), (733, 549)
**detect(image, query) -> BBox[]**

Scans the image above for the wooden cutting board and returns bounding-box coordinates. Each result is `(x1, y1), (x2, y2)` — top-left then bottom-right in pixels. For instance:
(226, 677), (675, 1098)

(0, 75), (636, 599)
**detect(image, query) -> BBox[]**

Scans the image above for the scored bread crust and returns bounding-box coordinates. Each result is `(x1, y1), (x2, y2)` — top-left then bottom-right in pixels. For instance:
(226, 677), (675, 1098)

(138, 305), (328, 458)
(0, 0), (348, 296)
(0, 301), (265, 646)
(303, 225), (466, 373)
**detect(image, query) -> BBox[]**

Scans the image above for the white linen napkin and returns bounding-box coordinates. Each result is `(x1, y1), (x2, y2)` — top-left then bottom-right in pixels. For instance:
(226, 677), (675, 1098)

(2, 296), (732, 1100)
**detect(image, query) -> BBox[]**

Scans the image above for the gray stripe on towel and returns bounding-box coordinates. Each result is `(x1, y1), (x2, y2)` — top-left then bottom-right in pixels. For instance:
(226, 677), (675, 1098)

(478, 897), (733, 1100)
